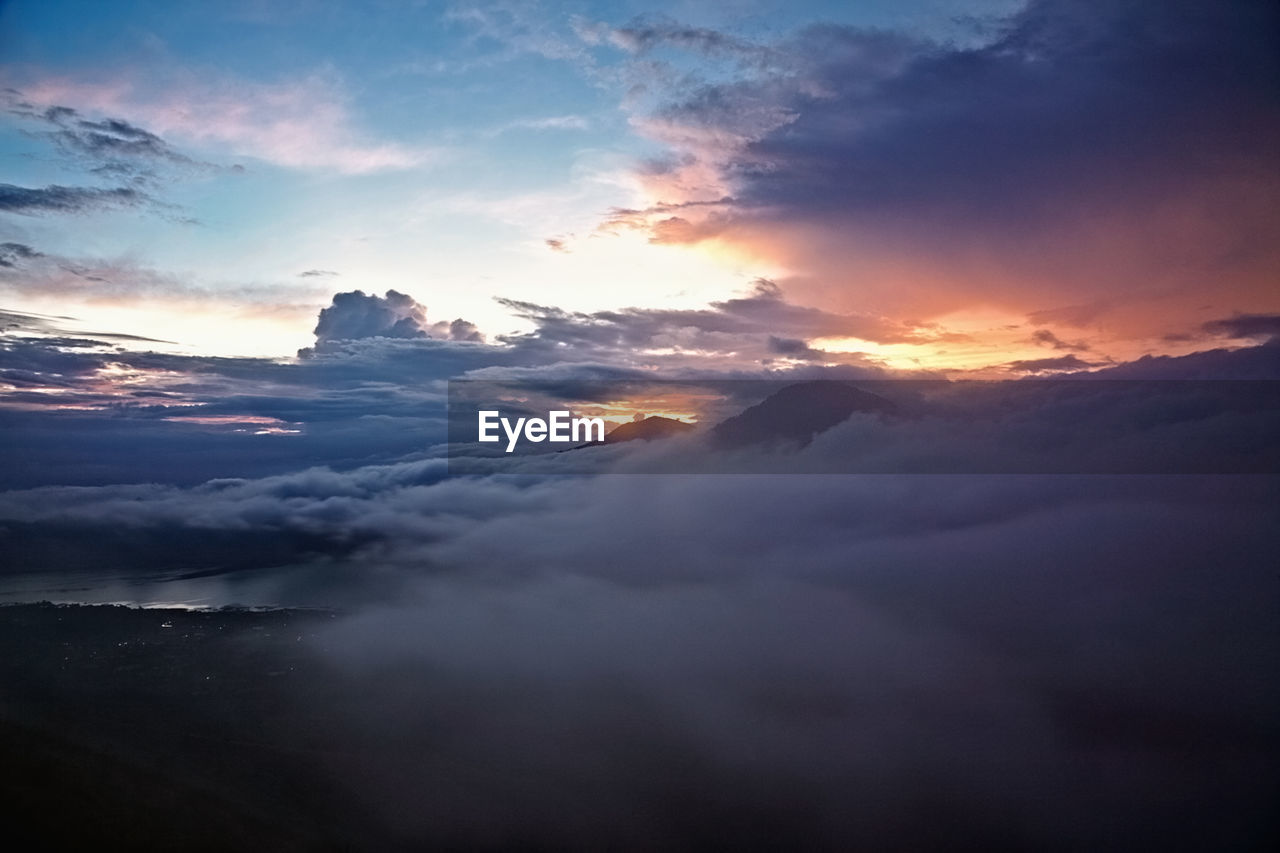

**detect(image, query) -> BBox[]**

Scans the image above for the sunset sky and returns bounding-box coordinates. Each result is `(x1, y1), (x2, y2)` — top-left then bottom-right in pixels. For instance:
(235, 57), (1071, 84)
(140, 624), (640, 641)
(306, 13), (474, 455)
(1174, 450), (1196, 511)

(1, 5), (1277, 846)
(4, 0), (1275, 374)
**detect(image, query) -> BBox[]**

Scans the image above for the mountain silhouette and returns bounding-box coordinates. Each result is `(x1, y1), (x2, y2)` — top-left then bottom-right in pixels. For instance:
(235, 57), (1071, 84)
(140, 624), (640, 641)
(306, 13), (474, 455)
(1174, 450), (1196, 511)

(602, 415), (695, 444)
(710, 381), (896, 449)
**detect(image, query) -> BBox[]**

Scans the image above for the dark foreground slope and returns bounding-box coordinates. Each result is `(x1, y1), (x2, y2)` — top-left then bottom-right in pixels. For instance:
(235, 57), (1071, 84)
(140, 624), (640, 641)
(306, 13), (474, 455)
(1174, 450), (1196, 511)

(2, 598), (1276, 851)
(0, 604), (369, 851)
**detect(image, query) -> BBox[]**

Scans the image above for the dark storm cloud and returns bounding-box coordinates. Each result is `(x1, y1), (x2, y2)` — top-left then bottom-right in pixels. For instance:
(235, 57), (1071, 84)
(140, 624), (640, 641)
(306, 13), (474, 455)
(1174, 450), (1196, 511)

(700, 0), (1280, 224)
(0, 183), (150, 214)
(618, 0), (1280, 340)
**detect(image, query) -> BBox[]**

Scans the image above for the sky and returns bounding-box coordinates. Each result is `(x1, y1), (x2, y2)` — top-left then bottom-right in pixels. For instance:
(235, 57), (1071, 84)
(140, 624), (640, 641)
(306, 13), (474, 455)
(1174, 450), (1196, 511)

(0, 3), (1278, 847)
(2, 0), (1275, 371)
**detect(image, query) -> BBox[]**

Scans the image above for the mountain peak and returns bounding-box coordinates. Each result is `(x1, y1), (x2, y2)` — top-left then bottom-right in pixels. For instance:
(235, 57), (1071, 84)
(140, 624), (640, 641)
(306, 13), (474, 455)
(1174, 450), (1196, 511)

(601, 415), (696, 445)
(710, 381), (896, 449)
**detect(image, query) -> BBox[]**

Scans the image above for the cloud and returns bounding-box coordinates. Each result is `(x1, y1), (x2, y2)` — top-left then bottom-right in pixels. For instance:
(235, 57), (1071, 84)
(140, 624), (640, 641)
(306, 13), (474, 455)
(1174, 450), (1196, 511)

(0, 248), (316, 305)
(0, 183), (150, 215)
(313, 289), (431, 342)
(766, 335), (829, 362)
(311, 289), (486, 346)
(1201, 314), (1280, 342)
(1030, 329), (1089, 352)
(3, 295), (1275, 493)
(299, 281), (923, 371)
(2, 294), (1276, 846)
(501, 114), (590, 132)
(12, 72), (437, 174)
(0, 307), (62, 333)
(0, 423), (1273, 846)
(26, 105), (207, 182)
(1087, 337), (1280, 380)
(1003, 354), (1101, 374)
(610, 0), (1280, 345)
(444, 2), (593, 64)
(316, 464), (1273, 847)
(446, 317), (484, 342)
(298, 269), (340, 278)
(0, 243), (44, 268)
(579, 14), (782, 70)
(2, 95), (218, 221)
(494, 279), (936, 367)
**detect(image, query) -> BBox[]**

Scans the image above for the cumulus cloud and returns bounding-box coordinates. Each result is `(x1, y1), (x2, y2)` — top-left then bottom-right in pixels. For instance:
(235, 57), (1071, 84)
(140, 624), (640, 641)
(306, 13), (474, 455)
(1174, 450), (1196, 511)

(313, 289), (432, 342)
(311, 289), (486, 346)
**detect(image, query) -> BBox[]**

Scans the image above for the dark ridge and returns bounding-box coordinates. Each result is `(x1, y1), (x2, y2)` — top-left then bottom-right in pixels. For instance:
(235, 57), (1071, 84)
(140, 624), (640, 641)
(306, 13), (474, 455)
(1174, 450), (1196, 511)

(603, 415), (696, 444)
(710, 381), (897, 449)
